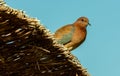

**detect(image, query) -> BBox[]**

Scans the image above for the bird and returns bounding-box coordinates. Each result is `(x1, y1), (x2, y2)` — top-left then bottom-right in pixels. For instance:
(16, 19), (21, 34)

(54, 16), (90, 51)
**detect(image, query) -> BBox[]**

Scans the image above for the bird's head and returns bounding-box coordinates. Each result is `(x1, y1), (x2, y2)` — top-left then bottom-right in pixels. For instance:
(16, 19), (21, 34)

(74, 16), (90, 27)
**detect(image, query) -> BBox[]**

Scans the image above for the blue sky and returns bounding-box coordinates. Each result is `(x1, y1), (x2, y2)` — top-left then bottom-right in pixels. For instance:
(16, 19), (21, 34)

(5, 0), (120, 76)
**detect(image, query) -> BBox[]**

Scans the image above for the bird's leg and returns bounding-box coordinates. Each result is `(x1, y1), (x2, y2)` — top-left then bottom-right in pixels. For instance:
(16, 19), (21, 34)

(64, 42), (74, 51)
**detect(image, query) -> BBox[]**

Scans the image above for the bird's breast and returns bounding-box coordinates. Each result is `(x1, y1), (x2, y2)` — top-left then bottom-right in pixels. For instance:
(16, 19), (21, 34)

(72, 27), (86, 44)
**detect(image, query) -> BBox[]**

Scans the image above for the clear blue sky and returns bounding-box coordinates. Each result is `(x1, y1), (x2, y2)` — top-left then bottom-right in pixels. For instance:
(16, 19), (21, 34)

(5, 0), (120, 76)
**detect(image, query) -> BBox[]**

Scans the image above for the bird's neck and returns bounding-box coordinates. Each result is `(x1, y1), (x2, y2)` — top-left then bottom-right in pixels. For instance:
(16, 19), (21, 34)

(74, 24), (86, 32)
(74, 21), (87, 28)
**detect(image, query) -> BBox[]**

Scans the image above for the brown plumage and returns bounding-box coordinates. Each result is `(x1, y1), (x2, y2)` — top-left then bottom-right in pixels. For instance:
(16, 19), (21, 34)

(54, 17), (90, 51)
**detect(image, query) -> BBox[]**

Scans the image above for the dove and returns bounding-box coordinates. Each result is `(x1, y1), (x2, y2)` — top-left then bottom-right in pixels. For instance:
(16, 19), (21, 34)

(54, 17), (90, 51)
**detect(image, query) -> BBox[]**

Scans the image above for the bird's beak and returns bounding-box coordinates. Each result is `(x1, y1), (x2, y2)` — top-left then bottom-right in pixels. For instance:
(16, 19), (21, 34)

(88, 23), (91, 26)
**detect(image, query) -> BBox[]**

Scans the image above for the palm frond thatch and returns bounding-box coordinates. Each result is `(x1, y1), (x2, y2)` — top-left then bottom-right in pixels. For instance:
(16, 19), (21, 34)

(0, 1), (90, 76)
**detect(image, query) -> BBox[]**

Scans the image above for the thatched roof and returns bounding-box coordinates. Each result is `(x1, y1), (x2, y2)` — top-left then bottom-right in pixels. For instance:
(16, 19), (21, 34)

(0, 1), (90, 76)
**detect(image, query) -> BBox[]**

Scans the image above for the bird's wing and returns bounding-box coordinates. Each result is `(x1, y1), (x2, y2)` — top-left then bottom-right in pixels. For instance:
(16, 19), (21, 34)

(54, 24), (75, 44)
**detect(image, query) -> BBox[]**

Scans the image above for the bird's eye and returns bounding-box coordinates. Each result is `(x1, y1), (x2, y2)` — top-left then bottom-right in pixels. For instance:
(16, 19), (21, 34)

(81, 19), (84, 22)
